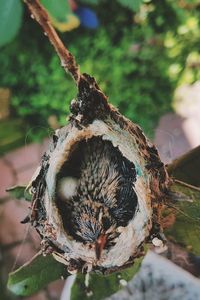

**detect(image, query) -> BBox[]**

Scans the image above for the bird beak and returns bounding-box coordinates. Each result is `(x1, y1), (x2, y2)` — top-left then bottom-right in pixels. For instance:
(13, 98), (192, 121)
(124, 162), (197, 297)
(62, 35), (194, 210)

(95, 234), (107, 260)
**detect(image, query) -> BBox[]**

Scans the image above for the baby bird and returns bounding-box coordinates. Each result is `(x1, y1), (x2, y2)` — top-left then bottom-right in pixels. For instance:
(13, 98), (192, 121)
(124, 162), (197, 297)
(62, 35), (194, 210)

(56, 137), (138, 260)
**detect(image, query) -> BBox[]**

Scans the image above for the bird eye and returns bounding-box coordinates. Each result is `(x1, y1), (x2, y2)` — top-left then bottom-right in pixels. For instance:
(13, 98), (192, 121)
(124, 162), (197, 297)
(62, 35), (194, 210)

(102, 217), (111, 231)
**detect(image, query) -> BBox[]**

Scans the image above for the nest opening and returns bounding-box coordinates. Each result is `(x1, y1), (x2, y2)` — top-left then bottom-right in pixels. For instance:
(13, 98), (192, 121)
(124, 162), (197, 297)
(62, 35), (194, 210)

(55, 136), (138, 243)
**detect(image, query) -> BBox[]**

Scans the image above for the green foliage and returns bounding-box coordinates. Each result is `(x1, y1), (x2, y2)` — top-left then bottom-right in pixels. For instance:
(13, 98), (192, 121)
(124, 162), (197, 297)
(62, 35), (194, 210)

(7, 253), (68, 296)
(0, 16), (173, 138)
(70, 27), (172, 135)
(0, 0), (199, 141)
(81, 0), (101, 4)
(6, 185), (32, 201)
(8, 252), (142, 297)
(147, 0), (180, 33)
(166, 148), (200, 255)
(164, 17), (200, 86)
(148, 0), (200, 86)
(166, 182), (200, 255)
(41, 0), (70, 22)
(117, 0), (142, 12)
(0, 0), (23, 47)
(0, 0), (143, 48)
(0, 119), (26, 155)
(76, 0), (143, 11)
(71, 257), (143, 300)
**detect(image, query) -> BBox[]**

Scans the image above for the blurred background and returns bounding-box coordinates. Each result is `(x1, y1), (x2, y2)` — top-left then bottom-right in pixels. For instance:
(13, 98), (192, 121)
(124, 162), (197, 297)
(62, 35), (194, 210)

(0, 0), (200, 299)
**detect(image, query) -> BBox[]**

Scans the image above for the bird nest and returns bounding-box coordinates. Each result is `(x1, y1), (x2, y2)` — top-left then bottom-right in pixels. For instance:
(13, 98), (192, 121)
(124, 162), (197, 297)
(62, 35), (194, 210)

(27, 74), (170, 275)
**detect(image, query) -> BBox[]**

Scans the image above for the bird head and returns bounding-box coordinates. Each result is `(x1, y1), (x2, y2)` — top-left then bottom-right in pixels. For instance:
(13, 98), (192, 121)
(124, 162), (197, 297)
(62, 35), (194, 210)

(68, 200), (119, 260)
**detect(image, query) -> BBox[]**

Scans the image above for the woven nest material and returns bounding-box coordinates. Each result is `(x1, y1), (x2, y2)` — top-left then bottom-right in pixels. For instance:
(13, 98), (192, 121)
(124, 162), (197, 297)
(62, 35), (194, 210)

(27, 74), (170, 274)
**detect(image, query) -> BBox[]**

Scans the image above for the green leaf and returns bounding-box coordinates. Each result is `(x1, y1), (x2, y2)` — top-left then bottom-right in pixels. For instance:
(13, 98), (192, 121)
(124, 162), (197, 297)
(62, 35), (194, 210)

(81, 0), (100, 4)
(71, 257), (143, 300)
(41, 0), (70, 22)
(0, 0), (23, 47)
(117, 0), (142, 12)
(6, 185), (32, 201)
(166, 146), (200, 254)
(7, 252), (68, 296)
(165, 182), (200, 255)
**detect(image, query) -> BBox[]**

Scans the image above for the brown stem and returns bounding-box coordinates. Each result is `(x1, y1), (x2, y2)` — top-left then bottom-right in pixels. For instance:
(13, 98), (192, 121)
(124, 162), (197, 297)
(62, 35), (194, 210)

(23, 0), (80, 83)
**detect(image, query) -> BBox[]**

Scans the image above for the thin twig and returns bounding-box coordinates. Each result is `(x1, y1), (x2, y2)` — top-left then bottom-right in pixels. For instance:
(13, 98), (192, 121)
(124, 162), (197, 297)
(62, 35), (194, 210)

(174, 179), (200, 192)
(24, 0), (80, 83)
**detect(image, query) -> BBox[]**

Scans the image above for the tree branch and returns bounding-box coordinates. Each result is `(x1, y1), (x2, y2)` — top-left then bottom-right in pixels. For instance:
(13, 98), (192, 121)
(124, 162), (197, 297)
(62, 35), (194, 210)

(23, 0), (80, 83)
